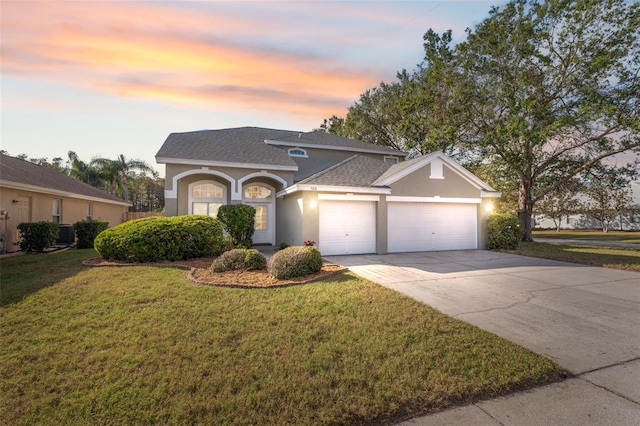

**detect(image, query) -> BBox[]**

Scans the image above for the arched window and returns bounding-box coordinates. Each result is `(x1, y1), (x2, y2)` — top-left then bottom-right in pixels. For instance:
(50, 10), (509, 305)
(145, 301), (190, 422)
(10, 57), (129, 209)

(288, 148), (308, 157)
(189, 181), (225, 217)
(244, 185), (272, 199)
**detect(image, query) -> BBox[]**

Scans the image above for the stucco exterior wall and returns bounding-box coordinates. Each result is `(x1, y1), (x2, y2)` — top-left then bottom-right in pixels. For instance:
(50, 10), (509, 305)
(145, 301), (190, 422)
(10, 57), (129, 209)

(276, 193), (304, 246)
(389, 164), (481, 198)
(0, 186), (127, 252)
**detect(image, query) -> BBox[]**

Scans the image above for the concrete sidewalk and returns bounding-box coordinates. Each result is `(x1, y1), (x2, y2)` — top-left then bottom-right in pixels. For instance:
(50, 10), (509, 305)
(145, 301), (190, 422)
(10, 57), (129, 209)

(327, 250), (640, 425)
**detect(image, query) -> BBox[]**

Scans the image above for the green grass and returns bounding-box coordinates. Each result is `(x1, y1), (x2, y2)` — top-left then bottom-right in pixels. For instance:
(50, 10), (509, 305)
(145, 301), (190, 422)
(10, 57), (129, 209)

(1, 250), (565, 425)
(508, 242), (640, 272)
(533, 230), (640, 244)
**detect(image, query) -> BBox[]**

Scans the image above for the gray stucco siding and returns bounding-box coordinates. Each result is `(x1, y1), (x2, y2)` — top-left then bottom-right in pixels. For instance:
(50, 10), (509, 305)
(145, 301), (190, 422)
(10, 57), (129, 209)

(389, 163), (481, 198)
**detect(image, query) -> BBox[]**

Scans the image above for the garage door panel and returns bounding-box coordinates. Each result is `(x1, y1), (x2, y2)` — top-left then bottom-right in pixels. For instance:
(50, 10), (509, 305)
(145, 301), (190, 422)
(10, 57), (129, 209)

(388, 202), (477, 252)
(319, 201), (376, 256)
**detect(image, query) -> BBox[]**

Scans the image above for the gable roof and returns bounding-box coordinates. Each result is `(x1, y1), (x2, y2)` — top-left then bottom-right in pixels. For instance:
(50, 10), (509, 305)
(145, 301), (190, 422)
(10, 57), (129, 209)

(299, 155), (394, 187)
(265, 131), (407, 157)
(372, 151), (498, 192)
(0, 154), (130, 205)
(155, 127), (300, 170)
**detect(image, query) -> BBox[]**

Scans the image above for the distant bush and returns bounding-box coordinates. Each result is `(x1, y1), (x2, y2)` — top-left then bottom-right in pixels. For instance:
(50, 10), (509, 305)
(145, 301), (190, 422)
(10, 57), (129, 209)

(487, 213), (522, 250)
(94, 215), (225, 262)
(267, 246), (323, 280)
(210, 248), (267, 272)
(73, 219), (109, 249)
(217, 204), (256, 248)
(17, 221), (59, 253)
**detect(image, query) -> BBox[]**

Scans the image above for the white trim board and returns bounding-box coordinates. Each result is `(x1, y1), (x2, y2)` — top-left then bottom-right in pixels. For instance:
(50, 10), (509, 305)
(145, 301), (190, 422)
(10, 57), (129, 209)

(156, 156), (298, 172)
(387, 196), (481, 204)
(264, 139), (407, 157)
(0, 180), (131, 206)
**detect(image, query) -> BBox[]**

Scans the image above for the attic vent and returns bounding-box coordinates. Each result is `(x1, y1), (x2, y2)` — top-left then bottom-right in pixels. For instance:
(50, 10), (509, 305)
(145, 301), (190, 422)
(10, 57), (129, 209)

(430, 158), (444, 179)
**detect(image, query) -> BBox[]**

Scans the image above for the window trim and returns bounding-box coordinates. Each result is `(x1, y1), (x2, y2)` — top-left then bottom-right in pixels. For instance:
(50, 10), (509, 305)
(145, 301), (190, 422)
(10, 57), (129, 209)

(287, 148), (308, 158)
(86, 203), (93, 220)
(188, 180), (226, 216)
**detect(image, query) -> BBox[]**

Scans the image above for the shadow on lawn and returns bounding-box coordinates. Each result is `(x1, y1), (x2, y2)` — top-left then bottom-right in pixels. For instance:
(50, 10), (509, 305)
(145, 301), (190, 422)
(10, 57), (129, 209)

(0, 249), (96, 306)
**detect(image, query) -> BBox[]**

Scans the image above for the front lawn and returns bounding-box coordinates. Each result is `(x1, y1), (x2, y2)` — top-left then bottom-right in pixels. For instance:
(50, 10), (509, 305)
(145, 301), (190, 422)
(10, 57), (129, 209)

(533, 230), (640, 244)
(508, 242), (640, 272)
(1, 250), (565, 425)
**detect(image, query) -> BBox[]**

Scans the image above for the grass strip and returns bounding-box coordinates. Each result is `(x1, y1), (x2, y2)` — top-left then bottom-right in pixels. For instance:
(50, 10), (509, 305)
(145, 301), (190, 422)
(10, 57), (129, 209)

(508, 241), (640, 272)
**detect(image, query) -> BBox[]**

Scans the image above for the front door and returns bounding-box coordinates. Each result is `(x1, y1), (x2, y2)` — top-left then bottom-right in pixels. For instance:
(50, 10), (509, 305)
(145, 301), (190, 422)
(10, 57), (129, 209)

(243, 184), (275, 245)
(8, 195), (31, 250)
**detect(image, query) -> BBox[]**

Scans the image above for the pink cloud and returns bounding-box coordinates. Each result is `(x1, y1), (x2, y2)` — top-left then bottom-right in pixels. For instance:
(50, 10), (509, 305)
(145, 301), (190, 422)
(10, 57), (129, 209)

(1, 1), (383, 121)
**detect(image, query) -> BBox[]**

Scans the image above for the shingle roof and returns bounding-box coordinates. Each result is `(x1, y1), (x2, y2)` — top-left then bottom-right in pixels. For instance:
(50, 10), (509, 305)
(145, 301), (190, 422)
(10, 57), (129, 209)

(155, 127), (300, 167)
(299, 155), (394, 187)
(271, 131), (407, 156)
(371, 155), (424, 185)
(0, 154), (128, 204)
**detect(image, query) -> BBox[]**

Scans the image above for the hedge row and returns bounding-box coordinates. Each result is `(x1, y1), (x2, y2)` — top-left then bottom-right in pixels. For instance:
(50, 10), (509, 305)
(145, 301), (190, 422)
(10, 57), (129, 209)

(95, 215), (225, 262)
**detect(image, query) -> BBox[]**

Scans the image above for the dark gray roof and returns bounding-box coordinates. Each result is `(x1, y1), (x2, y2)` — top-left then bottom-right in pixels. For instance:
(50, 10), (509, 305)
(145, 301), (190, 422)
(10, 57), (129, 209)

(0, 154), (128, 204)
(299, 155), (393, 187)
(372, 155), (424, 185)
(272, 131), (407, 156)
(155, 127), (300, 167)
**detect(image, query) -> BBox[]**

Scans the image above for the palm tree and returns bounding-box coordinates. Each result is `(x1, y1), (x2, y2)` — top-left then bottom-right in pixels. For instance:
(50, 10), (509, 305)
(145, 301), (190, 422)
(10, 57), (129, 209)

(67, 151), (103, 188)
(91, 155), (155, 204)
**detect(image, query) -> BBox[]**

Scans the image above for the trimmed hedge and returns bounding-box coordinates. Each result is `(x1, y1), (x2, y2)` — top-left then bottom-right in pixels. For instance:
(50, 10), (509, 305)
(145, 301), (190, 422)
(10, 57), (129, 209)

(94, 215), (225, 262)
(73, 219), (109, 249)
(210, 248), (267, 272)
(17, 221), (59, 253)
(217, 204), (256, 248)
(267, 246), (323, 280)
(487, 213), (522, 250)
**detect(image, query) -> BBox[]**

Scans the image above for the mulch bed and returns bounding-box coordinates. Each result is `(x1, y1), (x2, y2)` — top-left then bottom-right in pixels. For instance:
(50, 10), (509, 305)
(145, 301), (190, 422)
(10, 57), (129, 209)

(83, 257), (347, 288)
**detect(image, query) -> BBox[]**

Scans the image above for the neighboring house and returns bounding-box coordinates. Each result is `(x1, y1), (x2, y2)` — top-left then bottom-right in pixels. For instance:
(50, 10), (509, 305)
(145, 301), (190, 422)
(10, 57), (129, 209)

(534, 181), (640, 231)
(156, 127), (501, 255)
(0, 154), (131, 252)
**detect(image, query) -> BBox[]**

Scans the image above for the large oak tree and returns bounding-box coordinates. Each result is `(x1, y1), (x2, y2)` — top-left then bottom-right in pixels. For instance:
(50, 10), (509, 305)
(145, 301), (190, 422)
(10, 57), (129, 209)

(453, 0), (639, 240)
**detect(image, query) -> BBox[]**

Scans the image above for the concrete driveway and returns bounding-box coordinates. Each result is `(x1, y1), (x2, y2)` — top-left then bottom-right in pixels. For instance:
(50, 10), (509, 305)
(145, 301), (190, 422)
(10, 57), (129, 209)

(326, 250), (640, 425)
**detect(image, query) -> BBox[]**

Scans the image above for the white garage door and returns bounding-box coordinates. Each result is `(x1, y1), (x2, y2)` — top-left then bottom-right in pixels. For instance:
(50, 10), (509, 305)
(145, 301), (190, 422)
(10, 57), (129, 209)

(388, 202), (477, 252)
(319, 201), (376, 255)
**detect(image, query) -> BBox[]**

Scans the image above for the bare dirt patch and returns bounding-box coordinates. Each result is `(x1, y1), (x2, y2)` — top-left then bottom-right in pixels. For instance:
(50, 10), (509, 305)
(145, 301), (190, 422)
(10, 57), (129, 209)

(83, 257), (347, 288)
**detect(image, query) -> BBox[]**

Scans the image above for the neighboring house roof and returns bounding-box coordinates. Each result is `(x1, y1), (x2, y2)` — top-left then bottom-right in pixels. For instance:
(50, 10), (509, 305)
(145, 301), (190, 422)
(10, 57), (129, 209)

(155, 127), (300, 170)
(0, 154), (130, 205)
(299, 155), (394, 187)
(266, 131), (408, 157)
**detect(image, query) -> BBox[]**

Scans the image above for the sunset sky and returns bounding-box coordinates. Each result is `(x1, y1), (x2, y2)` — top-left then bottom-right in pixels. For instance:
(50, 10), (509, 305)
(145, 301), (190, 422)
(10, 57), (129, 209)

(2, 0), (502, 174)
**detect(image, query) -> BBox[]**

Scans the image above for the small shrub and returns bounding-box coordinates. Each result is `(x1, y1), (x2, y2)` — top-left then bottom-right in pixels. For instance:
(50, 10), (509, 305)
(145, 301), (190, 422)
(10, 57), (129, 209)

(217, 204), (256, 248)
(17, 222), (59, 253)
(276, 242), (289, 251)
(267, 246), (323, 280)
(210, 248), (267, 272)
(94, 215), (225, 262)
(487, 213), (522, 250)
(210, 249), (249, 272)
(244, 249), (267, 270)
(73, 219), (109, 249)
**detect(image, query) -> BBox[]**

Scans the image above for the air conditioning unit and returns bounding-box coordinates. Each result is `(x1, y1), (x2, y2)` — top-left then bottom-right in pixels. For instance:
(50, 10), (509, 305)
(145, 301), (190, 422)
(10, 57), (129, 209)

(57, 224), (75, 245)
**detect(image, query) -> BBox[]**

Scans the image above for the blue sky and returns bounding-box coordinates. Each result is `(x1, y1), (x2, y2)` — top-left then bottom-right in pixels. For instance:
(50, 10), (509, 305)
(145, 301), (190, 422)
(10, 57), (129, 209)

(2, 1), (505, 174)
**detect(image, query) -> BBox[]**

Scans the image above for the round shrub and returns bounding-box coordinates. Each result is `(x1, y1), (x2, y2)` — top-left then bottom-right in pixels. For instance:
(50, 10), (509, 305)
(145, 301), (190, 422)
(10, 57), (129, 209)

(210, 249), (249, 272)
(267, 246), (323, 280)
(244, 249), (267, 270)
(210, 248), (267, 272)
(487, 213), (522, 250)
(94, 215), (225, 262)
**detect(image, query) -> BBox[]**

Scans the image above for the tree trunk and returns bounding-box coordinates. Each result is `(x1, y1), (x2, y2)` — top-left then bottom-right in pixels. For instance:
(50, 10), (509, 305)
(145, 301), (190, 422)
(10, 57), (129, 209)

(518, 178), (534, 242)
